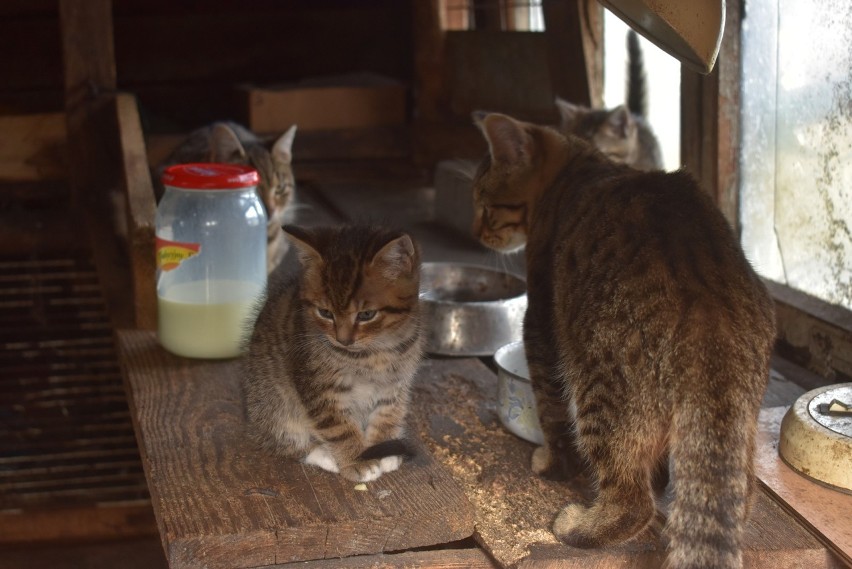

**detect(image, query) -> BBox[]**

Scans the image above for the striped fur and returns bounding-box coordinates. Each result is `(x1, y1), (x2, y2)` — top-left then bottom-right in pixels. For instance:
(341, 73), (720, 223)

(154, 121), (297, 274)
(242, 224), (424, 482)
(472, 113), (776, 569)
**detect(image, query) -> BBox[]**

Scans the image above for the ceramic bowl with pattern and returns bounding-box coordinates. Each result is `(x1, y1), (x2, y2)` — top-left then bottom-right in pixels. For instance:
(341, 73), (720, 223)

(494, 340), (544, 445)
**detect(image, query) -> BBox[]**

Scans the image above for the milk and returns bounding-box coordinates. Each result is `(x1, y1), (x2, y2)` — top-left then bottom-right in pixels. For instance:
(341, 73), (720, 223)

(157, 279), (263, 359)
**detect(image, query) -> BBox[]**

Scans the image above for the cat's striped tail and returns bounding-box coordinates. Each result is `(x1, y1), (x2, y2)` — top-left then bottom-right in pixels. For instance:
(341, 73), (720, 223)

(664, 376), (761, 569)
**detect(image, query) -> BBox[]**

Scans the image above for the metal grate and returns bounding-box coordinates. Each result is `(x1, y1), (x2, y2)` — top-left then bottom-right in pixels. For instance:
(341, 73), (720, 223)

(0, 256), (149, 510)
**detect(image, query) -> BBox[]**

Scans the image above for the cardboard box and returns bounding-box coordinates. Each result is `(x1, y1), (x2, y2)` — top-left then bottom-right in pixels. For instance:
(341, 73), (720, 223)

(239, 75), (407, 133)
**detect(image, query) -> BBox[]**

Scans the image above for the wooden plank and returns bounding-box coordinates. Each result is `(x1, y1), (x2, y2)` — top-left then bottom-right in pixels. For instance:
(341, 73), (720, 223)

(0, 113), (67, 182)
(756, 407), (852, 567)
(117, 330), (475, 569)
(410, 357), (844, 569)
(113, 94), (157, 331)
(0, 502), (157, 544)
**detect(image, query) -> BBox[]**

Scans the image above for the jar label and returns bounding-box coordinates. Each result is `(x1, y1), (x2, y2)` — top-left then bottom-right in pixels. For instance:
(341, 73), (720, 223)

(156, 237), (201, 272)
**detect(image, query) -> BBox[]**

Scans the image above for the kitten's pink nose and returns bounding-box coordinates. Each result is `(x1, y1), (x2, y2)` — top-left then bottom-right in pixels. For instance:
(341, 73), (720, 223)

(335, 323), (355, 346)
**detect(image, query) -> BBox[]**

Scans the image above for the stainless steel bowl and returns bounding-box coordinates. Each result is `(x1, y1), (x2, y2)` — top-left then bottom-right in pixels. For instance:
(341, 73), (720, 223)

(419, 262), (527, 356)
(494, 340), (544, 444)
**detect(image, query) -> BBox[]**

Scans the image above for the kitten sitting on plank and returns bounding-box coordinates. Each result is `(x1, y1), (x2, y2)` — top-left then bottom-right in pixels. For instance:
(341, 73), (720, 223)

(242, 224), (424, 482)
(154, 121), (297, 274)
(471, 112), (775, 569)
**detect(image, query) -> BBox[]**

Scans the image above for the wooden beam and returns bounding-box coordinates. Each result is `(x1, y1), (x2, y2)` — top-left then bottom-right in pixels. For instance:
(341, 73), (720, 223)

(114, 94), (157, 331)
(59, 0), (137, 330)
(680, 0), (741, 230)
(542, 0), (604, 108)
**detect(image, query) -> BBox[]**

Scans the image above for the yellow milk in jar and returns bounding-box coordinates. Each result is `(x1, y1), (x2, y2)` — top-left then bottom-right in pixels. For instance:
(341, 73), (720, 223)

(157, 279), (263, 359)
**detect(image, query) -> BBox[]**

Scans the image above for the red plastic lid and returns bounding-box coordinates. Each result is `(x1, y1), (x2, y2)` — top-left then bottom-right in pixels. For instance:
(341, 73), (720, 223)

(161, 163), (259, 189)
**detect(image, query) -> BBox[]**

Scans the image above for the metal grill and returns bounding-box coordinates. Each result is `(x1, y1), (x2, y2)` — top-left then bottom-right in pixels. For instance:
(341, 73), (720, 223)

(0, 256), (149, 511)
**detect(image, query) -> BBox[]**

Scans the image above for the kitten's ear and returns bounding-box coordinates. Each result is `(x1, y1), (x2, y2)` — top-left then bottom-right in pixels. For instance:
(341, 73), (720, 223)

(370, 234), (417, 280)
(555, 97), (583, 130)
(478, 113), (532, 166)
(271, 125), (297, 165)
(606, 106), (635, 139)
(283, 224), (322, 266)
(471, 109), (489, 125)
(209, 123), (247, 162)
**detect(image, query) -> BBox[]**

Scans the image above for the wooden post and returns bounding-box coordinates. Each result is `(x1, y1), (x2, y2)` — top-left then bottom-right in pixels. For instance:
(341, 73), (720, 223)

(542, 0), (604, 108)
(59, 0), (139, 329)
(681, 0), (741, 231)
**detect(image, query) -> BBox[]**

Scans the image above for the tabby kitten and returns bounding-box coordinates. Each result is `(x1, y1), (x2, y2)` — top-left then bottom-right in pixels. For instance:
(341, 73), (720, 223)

(155, 121), (297, 274)
(242, 224), (424, 482)
(471, 113), (775, 569)
(555, 31), (663, 171)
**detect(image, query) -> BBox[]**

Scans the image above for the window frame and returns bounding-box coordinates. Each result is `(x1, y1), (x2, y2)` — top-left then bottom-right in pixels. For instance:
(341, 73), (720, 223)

(682, 0), (852, 383)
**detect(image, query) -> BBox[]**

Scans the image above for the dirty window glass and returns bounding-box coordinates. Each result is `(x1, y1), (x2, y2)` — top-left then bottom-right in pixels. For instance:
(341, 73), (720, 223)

(740, 0), (852, 310)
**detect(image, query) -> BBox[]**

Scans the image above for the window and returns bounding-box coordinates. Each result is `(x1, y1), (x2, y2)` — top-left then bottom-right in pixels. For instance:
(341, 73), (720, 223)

(440, 0), (544, 32)
(602, 10), (680, 171)
(740, 0), (852, 311)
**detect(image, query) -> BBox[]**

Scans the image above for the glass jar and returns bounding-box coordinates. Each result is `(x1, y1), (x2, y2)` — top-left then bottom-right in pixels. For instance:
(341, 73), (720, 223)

(155, 163), (267, 359)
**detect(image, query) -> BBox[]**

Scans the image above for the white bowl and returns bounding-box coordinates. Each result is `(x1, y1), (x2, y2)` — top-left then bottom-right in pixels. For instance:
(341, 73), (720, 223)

(494, 340), (544, 445)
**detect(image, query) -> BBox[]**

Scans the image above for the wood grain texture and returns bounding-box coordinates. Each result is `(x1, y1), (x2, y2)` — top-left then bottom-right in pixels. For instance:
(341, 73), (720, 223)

(410, 358), (845, 569)
(756, 407), (852, 567)
(117, 330), (475, 569)
(114, 94), (157, 331)
(0, 113), (67, 182)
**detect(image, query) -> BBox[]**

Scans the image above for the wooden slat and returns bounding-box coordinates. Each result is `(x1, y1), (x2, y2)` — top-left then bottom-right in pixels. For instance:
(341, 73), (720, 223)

(117, 330), (476, 569)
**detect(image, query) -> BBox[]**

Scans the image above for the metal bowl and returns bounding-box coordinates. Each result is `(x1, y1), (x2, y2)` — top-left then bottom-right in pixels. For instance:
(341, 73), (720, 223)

(419, 262), (527, 356)
(494, 340), (544, 444)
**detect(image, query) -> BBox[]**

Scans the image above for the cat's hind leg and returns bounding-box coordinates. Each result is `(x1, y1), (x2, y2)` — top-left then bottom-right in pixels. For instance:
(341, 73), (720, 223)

(553, 401), (663, 548)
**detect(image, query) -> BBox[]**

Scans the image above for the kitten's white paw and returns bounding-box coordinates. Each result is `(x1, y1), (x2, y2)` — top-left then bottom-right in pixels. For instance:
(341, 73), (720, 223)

(304, 447), (340, 473)
(379, 455), (403, 473)
(343, 461), (382, 482)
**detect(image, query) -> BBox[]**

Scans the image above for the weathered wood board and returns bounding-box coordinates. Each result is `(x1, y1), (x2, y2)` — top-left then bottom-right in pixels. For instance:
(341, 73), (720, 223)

(756, 407), (852, 567)
(410, 357), (846, 569)
(117, 330), (475, 569)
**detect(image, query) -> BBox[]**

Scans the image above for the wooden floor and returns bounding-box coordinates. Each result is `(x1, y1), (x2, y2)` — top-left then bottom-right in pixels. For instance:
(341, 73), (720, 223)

(0, 157), (838, 568)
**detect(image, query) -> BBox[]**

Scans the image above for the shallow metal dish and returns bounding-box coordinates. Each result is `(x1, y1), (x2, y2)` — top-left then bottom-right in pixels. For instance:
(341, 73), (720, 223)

(494, 340), (544, 445)
(419, 262), (527, 356)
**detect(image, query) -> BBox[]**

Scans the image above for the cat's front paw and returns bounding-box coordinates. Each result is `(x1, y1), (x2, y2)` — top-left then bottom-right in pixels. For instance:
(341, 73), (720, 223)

(379, 455), (403, 473)
(341, 459), (384, 482)
(531, 445), (552, 475)
(304, 446), (340, 473)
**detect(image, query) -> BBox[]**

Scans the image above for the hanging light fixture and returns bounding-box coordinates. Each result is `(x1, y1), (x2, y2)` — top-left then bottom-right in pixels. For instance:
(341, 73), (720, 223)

(597, 0), (725, 74)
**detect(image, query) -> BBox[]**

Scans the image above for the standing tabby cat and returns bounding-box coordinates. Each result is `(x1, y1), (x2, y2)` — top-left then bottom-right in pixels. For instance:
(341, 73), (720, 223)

(556, 31), (663, 171)
(471, 112), (775, 569)
(242, 224), (424, 482)
(155, 121), (297, 274)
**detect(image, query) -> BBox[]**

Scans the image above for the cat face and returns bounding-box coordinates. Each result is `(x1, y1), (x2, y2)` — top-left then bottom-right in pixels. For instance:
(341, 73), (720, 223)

(284, 225), (420, 351)
(471, 114), (554, 253)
